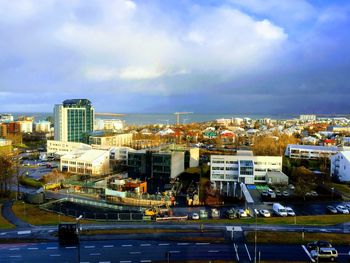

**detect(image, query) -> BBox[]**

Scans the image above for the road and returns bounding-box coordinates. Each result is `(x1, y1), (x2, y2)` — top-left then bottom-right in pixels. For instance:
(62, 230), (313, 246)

(2, 238), (349, 263)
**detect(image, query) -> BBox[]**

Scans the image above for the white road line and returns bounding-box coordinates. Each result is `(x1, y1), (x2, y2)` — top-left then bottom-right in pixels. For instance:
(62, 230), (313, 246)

(130, 251), (141, 254)
(234, 243), (240, 262)
(9, 248), (19, 251)
(9, 255), (21, 258)
(0, 232), (7, 235)
(301, 245), (315, 263)
(99, 261), (111, 263)
(158, 243), (169, 246)
(48, 230), (54, 233)
(196, 242), (210, 245)
(103, 245), (114, 248)
(90, 253), (101, 256)
(17, 230), (31, 235)
(177, 243), (189, 245)
(50, 254), (61, 257)
(244, 244), (252, 262)
(84, 245), (95, 248)
(28, 247), (38, 250)
(208, 250), (219, 253)
(169, 251), (180, 253)
(46, 247), (58, 250)
(140, 260), (151, 263)
(141, 244), (151, 246)
(65, 246), (76, 249)
(122, 244), (133, 247)
(120, 261), (132, 263)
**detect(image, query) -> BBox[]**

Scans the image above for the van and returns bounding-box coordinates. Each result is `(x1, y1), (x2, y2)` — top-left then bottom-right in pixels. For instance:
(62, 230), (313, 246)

(310, 247), (338, 262)
(272, 203), (287, 217)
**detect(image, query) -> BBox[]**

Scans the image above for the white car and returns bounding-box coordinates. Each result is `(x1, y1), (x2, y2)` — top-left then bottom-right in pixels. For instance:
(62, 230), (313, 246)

(259, 209), (271, 217)
(191, 213), (199, 220)
(285, 207), (296, 216)
(344, 204), (350, 210)
(236, 209), (248, 218)
(336, 205), (349, 214)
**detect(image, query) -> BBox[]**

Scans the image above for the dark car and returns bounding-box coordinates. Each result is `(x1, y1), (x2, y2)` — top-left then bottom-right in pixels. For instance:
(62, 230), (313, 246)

(307, 240), (332, 251)
(261, 191), (268, 197)
(326, 205), (338, 214)
(225, 209), (236, 219)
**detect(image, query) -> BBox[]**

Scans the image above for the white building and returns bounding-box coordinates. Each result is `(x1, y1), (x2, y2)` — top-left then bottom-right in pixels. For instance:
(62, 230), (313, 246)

(110, 146), (135, 162)
(0, 138), (12, 146)
(300, 114), (317, 121)
(331, 151), (350, 182)
(60, 149), (110, 176)
(210, 151), (283, 187)
(94, 119), (125, 131)
(285, 144), (338, 159)
(17, 120), (33, 133)
(47, 140), (92, 156)
(0, 114), (14, 122)
(35, 121), (51, 133)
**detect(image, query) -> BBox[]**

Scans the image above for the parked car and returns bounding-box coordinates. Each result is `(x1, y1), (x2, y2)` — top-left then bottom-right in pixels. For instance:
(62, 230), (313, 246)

(310, 191), (318, 197)
(191, 213), (199, 220)
(272, 203), (288, 217)
(336, 205), (349, 214)
(344, 203), (350, 210)
(285, 207), (296, 216)
(253, 209), (259, 217)
(276, 190), (282, 197)
(310, 247), (338, 262)
(307, 240), (333, 251)
(199, 210), (208, 219)
(259, 209), (271, 217)
(282, 190), (289, 197)
(211, 208), (220, 219)
(261, 191), (268, 197)
(225, 209), (236, 219)
(326, 205), (338, 214)
(236, 209), (248, 218)
(289, 184), (295, 190)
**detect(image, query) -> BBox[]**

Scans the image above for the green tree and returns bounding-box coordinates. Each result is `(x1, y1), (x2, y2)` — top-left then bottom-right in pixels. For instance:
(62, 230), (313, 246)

(291, 166), (316, 200)
(0, 154), (15, 197)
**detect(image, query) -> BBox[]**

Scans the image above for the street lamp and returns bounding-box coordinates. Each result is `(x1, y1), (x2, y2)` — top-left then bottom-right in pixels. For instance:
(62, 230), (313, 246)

(76, 215), (83, 263)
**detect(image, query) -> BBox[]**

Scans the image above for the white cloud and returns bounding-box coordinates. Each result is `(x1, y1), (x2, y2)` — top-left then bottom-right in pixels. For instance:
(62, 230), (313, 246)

(255, 19), (287, 40)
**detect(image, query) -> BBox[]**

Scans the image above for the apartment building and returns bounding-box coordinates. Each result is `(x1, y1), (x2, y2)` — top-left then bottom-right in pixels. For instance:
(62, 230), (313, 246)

(60, 149), (110, 176)
(35, 121), (51, 133)
(89, 133), (133, 147)
(285, 144), (338, 159)
(330, 151), (350, 182)
(300, 114), (317, 121)
(54, 99), (94, 143)
(210, 151), (283, 187)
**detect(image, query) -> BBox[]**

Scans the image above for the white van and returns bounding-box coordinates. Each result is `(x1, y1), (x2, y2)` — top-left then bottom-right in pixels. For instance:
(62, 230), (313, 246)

(273, 203), (288, 217)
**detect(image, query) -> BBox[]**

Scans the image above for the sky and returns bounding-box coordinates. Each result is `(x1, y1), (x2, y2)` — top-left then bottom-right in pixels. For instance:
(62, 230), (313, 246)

(0, 0), (350, 114)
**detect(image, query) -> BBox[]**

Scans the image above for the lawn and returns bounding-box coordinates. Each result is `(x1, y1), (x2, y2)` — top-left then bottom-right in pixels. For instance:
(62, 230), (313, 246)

(245, 231), (350, 245)
(81, 228), (217, 235)
(0, 204), (14, 229)
(331, 183), (350, 200)
(11, 201), (96, 225)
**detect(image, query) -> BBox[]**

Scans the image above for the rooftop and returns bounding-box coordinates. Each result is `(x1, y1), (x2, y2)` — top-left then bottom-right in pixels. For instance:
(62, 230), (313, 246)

(287, 144), (338, 151)
(62, 149), (109, 162)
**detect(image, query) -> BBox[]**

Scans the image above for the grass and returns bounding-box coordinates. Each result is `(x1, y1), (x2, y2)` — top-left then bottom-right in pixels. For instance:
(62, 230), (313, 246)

(81, 228), (217, 235)
(11, 201), (96, 225)
(19, 176), (43, 188)
(331, 183), (350, 200)
(0, 204), (15, 229)
(245, 231), (350, 245)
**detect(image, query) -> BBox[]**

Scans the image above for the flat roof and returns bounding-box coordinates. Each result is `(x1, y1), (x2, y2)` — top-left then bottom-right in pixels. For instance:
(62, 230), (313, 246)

(62, 149), (108, 162)
(287, 144), (338, 151)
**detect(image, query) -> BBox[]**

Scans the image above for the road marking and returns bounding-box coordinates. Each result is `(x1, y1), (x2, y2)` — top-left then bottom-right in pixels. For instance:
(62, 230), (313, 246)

(9, 247), (19, 250)
(122, 244), (133, 247)
(140, 260), (151, 263)
(301, 245), (315, 263)
(234, 243), (240, 262)
(50, 254), (61, 257)
(120, 261), (132, 263)
(99, 261), (111, 263)
(103, 245), (114, 248)
(244, 244), (252, 262)
(130, 251), (141, 254)
(17, 230), (31, 235)
(196, 242), (210, 245)
(90, 253), (101, 256)
(208, 250), (219, 253)
(0, 232), (7, 235)
(177, 242), (189, 245)
(28, 247), (38, 250)
(46, 246), (58, 250)
(65, 246), (77, 249)
(48, 230), (54, 233)
(158, 243), (169, 246)
(141, 243), (151, 246)
(169, 251), (180, 253)
(9, 255), (22, 258)
(84, 245), (95, 248)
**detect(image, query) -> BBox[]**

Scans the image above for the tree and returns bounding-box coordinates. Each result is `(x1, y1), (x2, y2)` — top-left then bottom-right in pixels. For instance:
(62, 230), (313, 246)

(291, 166), (316, 200)
(0, 154), (15, 197)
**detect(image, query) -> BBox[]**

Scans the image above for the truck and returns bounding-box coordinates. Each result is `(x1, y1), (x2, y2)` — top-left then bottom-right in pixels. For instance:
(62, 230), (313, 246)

(272, 203), (288, 217)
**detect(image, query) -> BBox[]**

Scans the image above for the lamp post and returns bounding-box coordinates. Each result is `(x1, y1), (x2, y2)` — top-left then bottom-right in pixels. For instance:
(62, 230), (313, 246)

(76, 215), (83, 263)
(254, 209), (257, 263)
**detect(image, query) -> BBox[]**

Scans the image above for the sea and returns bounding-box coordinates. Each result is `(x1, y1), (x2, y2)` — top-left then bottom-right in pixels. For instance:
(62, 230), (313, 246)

(8, 112), (300, 125)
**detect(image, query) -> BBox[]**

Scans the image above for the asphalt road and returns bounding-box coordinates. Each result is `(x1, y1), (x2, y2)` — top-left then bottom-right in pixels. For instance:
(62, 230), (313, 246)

(2, 239), (348, 263)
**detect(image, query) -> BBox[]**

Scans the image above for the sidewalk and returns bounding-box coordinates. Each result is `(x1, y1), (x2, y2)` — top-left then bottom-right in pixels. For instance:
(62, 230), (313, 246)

(1, 200), (32, 229)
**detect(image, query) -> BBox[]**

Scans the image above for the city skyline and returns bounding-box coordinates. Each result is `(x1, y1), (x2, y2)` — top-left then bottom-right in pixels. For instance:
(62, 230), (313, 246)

(1, 0), (350, 114)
